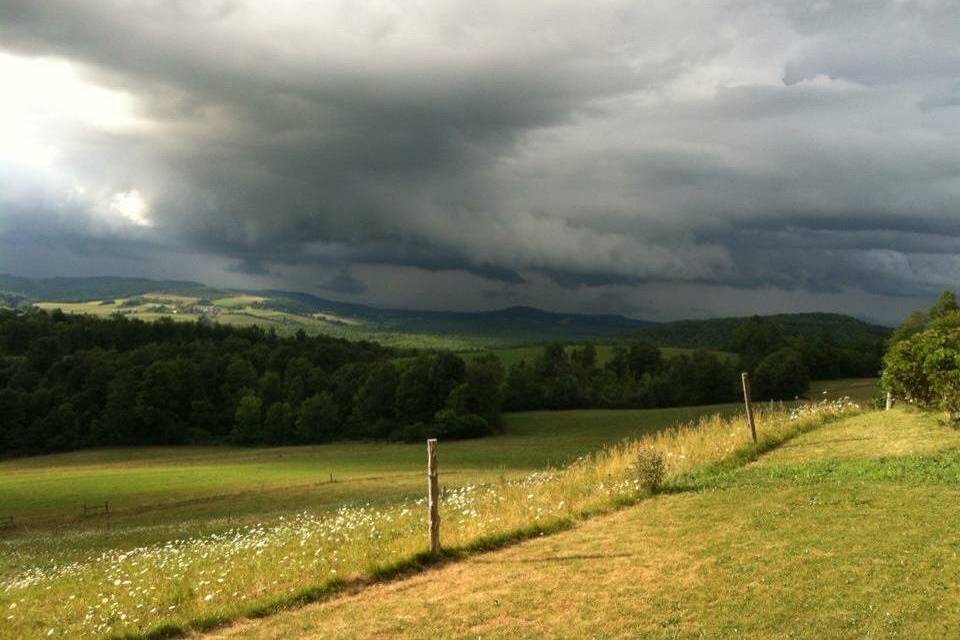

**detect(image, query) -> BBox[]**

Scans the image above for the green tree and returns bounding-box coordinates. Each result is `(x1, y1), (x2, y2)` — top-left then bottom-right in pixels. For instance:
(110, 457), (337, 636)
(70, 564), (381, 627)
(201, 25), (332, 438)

(929, 290), (959, 321)
(753, 348), (809, 400)
(232, 393), (263, 445)
(626, 341), (661, 379)
(395, 357), (432, 424)
(883, 327), (960, 421)
(223, 356), (257, 398)
(0, 388), (25, 450)
(502, 360), (543, 410)
(733, 317), (788, 372)
(571, 344), (598, 371)
(352, 362), (399, 436)
(446, 354), (505, 427)
(296, 392), (339, 443)
(264, 402), (295, 444)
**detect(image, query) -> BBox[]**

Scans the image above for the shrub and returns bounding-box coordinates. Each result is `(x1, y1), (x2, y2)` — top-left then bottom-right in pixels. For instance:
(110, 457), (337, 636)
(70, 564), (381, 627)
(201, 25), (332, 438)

(630, 448), (665, 491)
(883, 326), (960, 423)
(432, 409), (490, 439)
(753, 347), (809, 400)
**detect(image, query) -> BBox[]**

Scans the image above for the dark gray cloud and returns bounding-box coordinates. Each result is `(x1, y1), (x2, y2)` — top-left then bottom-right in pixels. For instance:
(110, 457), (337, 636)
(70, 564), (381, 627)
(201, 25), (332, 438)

(2, 0), (960, 323)
(321, 268), (367, 296)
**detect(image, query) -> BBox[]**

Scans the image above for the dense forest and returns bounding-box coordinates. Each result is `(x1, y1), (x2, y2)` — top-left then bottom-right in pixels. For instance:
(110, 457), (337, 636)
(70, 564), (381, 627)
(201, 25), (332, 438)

(632, 312), (891, 351)
(0, 308), (885, 456)
(0, 310), (505, 455)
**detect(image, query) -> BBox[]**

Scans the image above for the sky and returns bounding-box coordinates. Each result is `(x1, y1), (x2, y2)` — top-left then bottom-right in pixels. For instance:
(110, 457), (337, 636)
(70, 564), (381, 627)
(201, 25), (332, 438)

(1, 1), (959, 325)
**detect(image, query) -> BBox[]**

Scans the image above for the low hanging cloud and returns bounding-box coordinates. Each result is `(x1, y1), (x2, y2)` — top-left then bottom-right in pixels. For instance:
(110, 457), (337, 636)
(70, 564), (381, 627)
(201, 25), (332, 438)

(2, 0), (960, 322)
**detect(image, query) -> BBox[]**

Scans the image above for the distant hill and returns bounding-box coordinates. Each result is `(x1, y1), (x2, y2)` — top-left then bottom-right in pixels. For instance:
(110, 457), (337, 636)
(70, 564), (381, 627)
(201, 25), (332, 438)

(0, 274), (204, 301)
(3, 274), (891, 349)
(261, 292), (653, 341)
(633, 313), (891, 349)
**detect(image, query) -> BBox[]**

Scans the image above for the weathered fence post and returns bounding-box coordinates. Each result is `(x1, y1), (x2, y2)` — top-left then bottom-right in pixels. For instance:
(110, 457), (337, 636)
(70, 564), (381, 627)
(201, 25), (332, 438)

(741, 372), (757, 443)
(427, 438), (440, 554)
(885, 391), (893, 411)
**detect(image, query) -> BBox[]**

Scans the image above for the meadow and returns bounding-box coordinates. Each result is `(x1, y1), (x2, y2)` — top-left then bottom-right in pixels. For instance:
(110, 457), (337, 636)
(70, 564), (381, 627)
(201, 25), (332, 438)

(0, 404), (739, 534)
(0, 378), (874, 533)
(0, 395), (861, 639)
(33, 298), (495, 350)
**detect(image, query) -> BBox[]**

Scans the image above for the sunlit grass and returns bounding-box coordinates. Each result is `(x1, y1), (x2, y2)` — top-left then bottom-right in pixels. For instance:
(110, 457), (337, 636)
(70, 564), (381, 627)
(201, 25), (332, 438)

(214, 406), (960, 640)
(0, 399), (857, 639)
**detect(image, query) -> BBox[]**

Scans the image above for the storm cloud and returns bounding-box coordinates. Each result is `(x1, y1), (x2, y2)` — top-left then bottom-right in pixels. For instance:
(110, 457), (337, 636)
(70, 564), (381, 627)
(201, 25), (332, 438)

(2, 0), (960, 322)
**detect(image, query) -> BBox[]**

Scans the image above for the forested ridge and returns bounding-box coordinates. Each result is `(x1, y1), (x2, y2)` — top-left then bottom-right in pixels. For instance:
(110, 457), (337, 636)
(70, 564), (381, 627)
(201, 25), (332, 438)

(0, 310), (529, 457)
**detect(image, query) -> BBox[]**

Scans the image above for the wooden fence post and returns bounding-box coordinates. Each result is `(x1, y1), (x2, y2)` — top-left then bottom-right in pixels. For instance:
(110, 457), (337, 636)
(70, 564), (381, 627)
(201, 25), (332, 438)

(427, 438), (440, 554)
(741, 372), (757, 443)
(885, 391), (893, 411)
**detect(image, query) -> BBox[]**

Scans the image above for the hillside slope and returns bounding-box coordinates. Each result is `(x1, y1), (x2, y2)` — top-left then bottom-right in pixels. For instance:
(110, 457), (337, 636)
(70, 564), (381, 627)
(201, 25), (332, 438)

(5, 274), (890, 349)
(215, 408), (960, 639)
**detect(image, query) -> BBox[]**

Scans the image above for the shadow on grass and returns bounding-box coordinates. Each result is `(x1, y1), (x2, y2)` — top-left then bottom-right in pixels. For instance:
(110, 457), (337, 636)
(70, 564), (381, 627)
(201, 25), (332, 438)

(473, 552), (638, 565)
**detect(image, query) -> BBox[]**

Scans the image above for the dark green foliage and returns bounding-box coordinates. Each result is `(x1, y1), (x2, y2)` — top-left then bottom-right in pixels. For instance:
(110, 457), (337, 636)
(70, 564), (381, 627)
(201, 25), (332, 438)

(503, 340), (740, 411)
(733, 317), (788, 373)
(882, 291), (960, 422)
(430, 409), (490, 439)
(890, 310), (928, 345)
(728, 315), (883, 398)
(753, 348), (810, 400)
(351, 362), (400, 437)
(633, 312), (891, 352)
(295, 393), (339, 443)
(456, 354), (505, 427)
(0, 309), (503, 456)
(626, 341), (662, 379)
(232, 394), (263, 445)
(929, 290), (959, 321)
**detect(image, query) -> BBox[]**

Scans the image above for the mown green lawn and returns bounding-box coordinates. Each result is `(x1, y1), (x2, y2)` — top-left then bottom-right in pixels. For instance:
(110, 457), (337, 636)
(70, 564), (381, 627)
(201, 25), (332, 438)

(215, 406), (960, 640)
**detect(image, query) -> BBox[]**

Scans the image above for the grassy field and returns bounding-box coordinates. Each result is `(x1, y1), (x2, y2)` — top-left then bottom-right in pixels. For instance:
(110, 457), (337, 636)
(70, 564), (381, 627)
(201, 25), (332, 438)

(808, 377), (879, 405)
(0, 379), (873, 638)
(34, 298), (495, 350)
(0, 405), (738, 533)
(0, 378), (874, 532)
(213, 406), (960, 639)
(0, 396), (862, 639)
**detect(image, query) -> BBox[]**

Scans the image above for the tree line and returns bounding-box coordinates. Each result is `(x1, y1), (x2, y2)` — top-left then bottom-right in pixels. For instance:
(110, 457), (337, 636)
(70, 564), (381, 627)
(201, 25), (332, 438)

(0, 308), (884, 457)
(500, 343), (739, 410)
(0, 310), (503, 456)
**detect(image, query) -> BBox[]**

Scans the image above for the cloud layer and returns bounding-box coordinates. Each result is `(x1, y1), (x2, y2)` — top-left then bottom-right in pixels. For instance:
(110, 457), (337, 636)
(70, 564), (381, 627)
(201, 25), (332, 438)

(2, 0), (959, 322)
